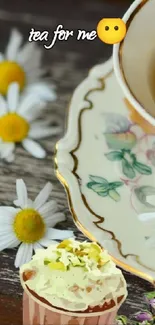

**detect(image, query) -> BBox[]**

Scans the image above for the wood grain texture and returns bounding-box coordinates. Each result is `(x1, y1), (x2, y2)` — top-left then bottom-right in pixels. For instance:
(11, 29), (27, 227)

(0, 1), (153, 324)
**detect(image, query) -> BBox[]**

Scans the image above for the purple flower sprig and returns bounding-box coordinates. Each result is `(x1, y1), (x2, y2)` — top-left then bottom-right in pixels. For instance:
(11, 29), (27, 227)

(116, 291), (155, 325)
(133, 310), (154, 324)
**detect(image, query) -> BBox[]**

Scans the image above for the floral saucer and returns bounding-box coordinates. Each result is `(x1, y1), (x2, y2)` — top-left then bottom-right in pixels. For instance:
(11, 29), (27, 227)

(55, 57), (155, 284)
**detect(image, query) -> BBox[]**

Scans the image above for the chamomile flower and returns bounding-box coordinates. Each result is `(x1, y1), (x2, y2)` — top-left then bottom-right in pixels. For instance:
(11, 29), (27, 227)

(0, 28), (56, 101)
(0, 179), (74, 267)
(0, 82), (60, 161)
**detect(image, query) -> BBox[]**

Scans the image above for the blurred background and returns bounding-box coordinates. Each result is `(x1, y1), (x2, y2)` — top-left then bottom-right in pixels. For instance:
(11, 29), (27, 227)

(0, 0), (131, 105)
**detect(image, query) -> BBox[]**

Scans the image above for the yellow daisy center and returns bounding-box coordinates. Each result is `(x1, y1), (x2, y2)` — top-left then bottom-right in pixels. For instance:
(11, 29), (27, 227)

(0, 61), (26, 95)
(13, 209), (45, 243)
(0, 113), (29, 142)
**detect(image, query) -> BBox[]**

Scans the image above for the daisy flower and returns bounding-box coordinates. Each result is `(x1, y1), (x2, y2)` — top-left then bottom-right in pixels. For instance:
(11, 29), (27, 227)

(138, 212), (155, 248)
(0, 28), (56, 101)
(0, 179), (74, 268)
(0, 82), (60, 161)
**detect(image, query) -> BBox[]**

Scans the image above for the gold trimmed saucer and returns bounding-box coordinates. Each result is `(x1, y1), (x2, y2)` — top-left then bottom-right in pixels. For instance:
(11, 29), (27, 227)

(55, 57), (155, 285)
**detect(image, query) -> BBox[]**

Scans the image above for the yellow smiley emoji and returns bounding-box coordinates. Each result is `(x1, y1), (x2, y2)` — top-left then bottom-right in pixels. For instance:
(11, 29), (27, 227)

(97, 18), (126, 45)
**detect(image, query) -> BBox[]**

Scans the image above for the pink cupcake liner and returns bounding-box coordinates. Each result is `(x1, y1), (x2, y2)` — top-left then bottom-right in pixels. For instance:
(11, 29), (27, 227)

(23, 291), (119, 325)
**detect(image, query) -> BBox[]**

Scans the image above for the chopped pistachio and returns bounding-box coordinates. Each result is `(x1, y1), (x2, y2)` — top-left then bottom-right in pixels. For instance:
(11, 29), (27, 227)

(90, 243), (102, 253)
(44, 258), (51, 265)
(87, 243), (102, 262)
(72, 260), (85, 267)
(98, 259), (110, 269)
(48, 261), (66, 271)
(57, 239), (73, 252)
(88, 251), (100, 262)
(75, 250), (87, 257)
(57, 239), (72, 248)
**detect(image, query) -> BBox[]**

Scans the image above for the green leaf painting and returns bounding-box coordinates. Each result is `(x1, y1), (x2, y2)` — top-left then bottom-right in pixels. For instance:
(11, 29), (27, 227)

(133, 161), (152, 175)
(105, 151), (123, 161)
(135, 186), (155, 208)
(87, 175), (123, 202)
(108, 181), (124, 190)
(105, 149), (152, 179)
(122, 158), (136, 179)
(89, 175), (108, 184)
(108, 189), (120, 201)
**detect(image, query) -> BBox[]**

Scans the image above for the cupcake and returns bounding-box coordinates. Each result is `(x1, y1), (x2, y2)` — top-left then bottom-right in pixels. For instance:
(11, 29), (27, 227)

(20, 239), (127, 325)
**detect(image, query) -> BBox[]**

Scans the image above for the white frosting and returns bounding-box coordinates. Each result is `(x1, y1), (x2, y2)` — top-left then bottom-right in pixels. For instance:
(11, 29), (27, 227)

(20, 240), (127, 312)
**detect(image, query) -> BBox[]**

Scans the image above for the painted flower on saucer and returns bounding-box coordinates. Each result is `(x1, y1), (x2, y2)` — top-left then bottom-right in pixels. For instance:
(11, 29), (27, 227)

(0, 179), (74, 267)
(104, 113), (152, 179)
(0, 82), (60, 161)
(0, 29), (56, 101)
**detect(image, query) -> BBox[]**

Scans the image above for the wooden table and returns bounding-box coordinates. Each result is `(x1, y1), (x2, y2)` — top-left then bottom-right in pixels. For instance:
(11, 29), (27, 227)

(0, 1), (153, 324)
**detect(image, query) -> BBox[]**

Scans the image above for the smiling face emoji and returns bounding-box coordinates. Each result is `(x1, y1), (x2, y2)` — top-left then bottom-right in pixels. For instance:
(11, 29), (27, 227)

(97, 18), (126, 45)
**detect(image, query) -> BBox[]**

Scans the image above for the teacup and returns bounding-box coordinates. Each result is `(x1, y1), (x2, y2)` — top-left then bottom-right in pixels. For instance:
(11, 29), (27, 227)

(113, 0), (155, 126)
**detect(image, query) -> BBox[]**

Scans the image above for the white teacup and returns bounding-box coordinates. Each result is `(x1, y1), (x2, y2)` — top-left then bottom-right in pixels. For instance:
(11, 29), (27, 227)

(113, 0), (155, 126)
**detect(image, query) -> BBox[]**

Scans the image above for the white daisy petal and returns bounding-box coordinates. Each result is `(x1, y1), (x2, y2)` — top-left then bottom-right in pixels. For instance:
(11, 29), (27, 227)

(1, 29), (57, 111)
(29, 125), (61, 139)
(27, 69), (46, 83)
(43, 212), (65, 227)
(27, 198), (34, 207)
(18, 45), (42, 70)
(3, 207), (19, 212)
(0, 52), (4, 61)
(28, 120), (51, 128)
(5, 29), (23, 60)
(34, 182), (52, 210)
(46, 228), (74, 240)
(0, 207), (17, 224)
(9, 238), (21, 248)
(0, 232), (13, 239)
(5, 152), (15, 162)
(33, 242), (43, 252)
(17, 42), (41, 65)
(0, 224), (12, 233)
(0, 95), (7, 116)
(138, 213), (155, 223)
(0, 142), (15, 161)
(18, 94), (43, 116)
(23, 106), (47, 122)
(15, 179), (28, 209)
(19, 100), (46, 122)
(38, 238), (58, 247)
(15, 243), (33, 268)
(39, 200), (57, 216)
(23, 58), (43, 75)
(0, 206), (17, 214)
(14, 198), (33, 209)
(27, 47), (42, 66)
(0, 233), (19, 251)
(7, 83), (20, 112)
(22, 139), (46, 159)
(24, 82), (56, 102)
